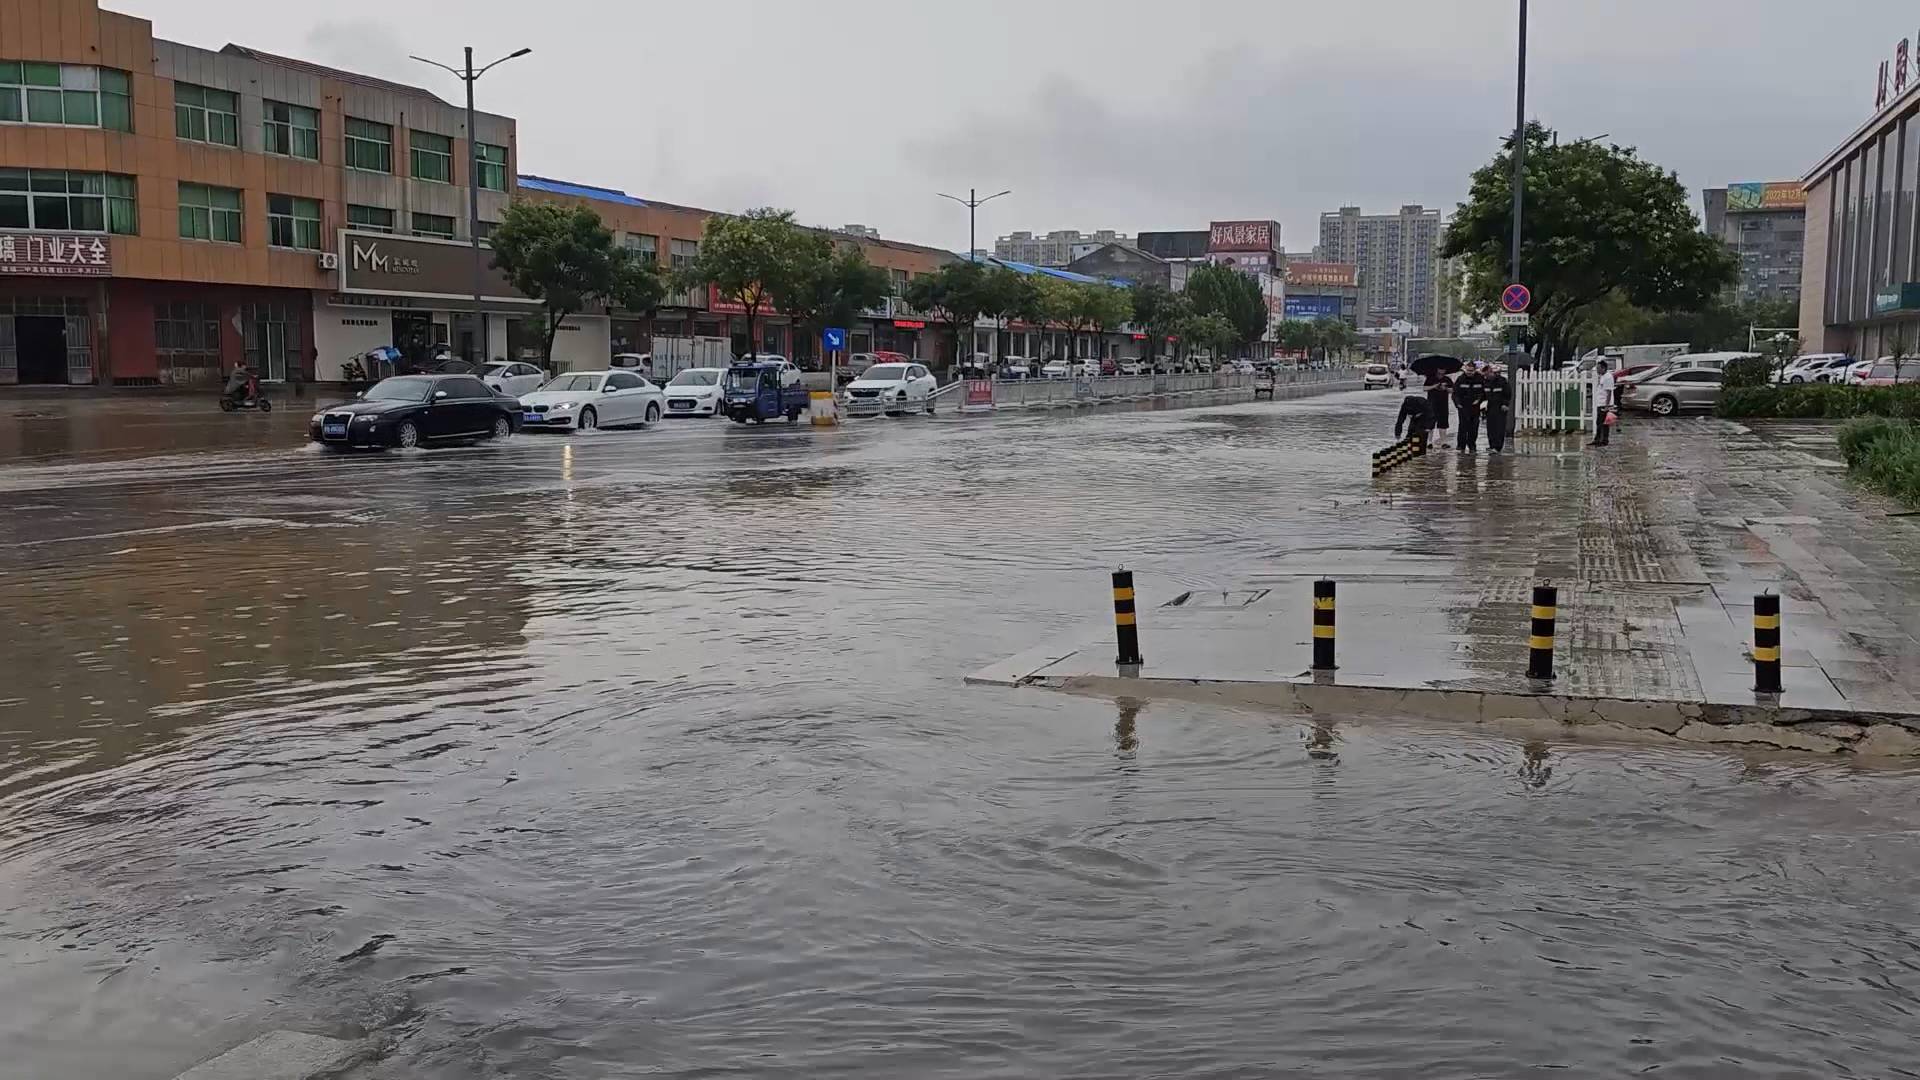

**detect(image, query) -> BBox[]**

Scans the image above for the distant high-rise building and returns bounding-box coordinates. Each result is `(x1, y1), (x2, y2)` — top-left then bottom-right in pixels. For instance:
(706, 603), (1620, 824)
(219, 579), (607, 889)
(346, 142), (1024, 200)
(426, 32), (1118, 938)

(1317, 205), (1445, 332)
(994, 229), (1132, 267)
(1701, 183), (1806, 306)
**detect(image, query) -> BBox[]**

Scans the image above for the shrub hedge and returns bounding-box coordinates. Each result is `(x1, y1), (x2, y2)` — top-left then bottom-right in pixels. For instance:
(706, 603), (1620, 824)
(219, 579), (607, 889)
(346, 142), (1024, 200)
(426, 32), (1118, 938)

(1717, 383), (1920, 419)
(1721, 356), (1773, 388)
(1837, 417), (1920, 505)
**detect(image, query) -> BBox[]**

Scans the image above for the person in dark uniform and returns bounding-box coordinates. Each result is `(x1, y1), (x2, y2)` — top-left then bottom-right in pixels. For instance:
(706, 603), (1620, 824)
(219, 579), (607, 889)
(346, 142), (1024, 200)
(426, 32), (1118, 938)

(1424, 371), (1452, 440)
(1452, 363), (1486, 452)
(1482, 365), (1512, 454)
(1395, 392), (1433, 446)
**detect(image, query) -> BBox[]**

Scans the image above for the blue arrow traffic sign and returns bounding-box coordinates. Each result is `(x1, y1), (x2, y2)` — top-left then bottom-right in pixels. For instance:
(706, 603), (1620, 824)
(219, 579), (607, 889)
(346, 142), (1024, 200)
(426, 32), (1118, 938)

(822, 327), (847, 351)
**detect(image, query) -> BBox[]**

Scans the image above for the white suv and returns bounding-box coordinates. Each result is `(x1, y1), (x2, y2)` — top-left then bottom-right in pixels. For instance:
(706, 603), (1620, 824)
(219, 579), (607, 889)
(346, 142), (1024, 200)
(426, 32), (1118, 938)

(845, 362), (938, 415)
(1362, 363), (1393, 389)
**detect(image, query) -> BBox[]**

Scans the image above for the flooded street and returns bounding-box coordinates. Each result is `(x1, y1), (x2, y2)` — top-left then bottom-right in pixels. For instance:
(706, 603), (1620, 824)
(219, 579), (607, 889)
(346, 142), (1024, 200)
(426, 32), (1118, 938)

(4, 392), (1920, 1079)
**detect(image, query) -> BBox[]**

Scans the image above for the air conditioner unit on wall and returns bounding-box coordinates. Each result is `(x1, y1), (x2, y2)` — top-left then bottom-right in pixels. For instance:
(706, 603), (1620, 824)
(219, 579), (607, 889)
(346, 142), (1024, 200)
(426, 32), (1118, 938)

(317, 252), (339, 270)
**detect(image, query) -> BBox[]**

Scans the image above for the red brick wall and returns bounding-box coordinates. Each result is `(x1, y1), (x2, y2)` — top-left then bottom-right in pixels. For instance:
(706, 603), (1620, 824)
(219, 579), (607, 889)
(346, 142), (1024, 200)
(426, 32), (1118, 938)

(107, 280), (316, 384)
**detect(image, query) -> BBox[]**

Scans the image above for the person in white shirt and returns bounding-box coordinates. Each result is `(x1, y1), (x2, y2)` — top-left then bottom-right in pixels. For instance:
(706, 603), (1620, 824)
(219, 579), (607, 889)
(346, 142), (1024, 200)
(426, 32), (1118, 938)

(1590, 367), (1617, 447)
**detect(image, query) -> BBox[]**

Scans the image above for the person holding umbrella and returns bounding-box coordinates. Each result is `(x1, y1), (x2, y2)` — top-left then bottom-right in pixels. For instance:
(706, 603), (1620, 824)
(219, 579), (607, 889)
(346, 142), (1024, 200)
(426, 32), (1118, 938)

(1410, 354), (1462, 446)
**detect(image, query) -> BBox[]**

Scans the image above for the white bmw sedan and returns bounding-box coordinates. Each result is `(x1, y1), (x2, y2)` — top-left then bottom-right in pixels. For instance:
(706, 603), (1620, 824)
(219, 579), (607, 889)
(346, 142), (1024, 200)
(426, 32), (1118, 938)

(518, 370), (664, 431)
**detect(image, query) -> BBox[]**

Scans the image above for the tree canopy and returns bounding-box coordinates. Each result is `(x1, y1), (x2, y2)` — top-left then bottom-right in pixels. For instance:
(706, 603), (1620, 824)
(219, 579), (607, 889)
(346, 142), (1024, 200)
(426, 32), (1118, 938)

(905, 261), (993, 361)
(776, 240), (891, 359)
(489, 201), (665, 364)
(1441, 122), (1738, 365)
(1129, 282), (1190, 360)
(683, 207), (815, 357)
(1184, 264), (1270, 353)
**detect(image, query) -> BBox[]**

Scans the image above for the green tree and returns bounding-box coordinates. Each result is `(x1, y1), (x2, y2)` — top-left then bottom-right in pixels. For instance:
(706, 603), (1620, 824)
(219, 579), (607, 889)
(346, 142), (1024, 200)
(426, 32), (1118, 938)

(980, 266), (1042, 354)
(1185, 263), (1269, 354)
(683, 207), (813, 360)
(1274, 318), (1316, 360)
(1309, 316), (1357, 363)
(1129, 282), (1190, 362)
(905, 261), (992, 367)
(776, 240), (890, 366)
(1034, 278), (1095, 359)
(1176, 312), (1238, 360)
(1080, 283), (1133, 359)
(489, 201), (665, 365)
(1442, 123), (1738, 365)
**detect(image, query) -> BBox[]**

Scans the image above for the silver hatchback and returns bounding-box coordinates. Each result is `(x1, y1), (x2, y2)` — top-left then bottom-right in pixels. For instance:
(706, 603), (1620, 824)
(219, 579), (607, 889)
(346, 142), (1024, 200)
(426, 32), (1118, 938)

(1618, 366), (1722, 416)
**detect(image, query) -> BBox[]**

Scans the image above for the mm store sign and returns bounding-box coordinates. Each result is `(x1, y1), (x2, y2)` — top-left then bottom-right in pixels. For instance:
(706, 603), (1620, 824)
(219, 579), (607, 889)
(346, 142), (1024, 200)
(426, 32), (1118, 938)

(338, 230), (534, 304)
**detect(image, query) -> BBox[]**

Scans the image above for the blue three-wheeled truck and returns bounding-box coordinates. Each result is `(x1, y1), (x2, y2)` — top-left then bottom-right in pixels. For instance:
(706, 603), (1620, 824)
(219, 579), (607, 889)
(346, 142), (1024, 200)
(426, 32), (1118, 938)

(723, 361), (811, 424)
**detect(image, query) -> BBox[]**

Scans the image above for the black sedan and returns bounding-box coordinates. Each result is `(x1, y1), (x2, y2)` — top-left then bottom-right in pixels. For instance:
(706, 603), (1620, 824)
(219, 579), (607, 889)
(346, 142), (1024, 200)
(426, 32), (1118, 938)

(310, 374), (520, 450)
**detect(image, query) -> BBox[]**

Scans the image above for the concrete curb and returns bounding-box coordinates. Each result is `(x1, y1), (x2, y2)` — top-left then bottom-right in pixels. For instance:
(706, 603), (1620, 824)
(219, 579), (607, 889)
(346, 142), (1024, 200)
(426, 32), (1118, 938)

(1012, 673), (1920, 757)
(172, 1031), (370, 1080)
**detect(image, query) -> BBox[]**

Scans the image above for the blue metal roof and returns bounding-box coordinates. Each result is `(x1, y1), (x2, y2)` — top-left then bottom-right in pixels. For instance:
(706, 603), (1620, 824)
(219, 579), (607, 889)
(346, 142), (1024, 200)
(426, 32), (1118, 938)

(516, 175), (648, 207)
(970, 254), (1121, 288)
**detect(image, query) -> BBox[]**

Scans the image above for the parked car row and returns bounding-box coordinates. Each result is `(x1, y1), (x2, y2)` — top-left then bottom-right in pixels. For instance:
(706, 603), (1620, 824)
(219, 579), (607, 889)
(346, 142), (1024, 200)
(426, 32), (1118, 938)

(310, 365), (740, 450)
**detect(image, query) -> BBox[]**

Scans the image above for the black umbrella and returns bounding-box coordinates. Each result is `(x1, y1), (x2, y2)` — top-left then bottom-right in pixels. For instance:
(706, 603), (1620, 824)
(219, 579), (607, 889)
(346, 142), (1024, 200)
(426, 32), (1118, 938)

(1410, 354), (1464, 378)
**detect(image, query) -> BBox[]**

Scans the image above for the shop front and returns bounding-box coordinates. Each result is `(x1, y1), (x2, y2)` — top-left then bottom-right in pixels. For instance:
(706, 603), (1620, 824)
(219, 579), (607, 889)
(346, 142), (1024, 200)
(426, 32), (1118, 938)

(311, 230), (610, 381)
(0, 231), (110, 385)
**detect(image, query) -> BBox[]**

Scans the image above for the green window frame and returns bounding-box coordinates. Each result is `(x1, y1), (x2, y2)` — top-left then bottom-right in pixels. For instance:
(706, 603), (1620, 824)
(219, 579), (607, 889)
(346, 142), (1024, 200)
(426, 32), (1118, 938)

(267, 193), (321, 250)
(347, 204), (394, 233)
(174, 82), (239, 146)
(410, 130), (452, 183)
(411, 211), (455, 239)
(476, 143), (508, 191)
(0, 62), (129, 130)
(344, 117), (392, 173)
(263, 100), (319, 160)
(0, 168), (136, 233)
(178, 182), (242, 243)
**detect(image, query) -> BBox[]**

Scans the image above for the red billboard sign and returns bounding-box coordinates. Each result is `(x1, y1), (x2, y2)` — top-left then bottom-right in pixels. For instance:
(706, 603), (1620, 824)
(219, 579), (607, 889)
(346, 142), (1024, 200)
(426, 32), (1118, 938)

(1284, 260), (1358, 288)
(1207, 220), (1278, 254)
(0, 231), (111, 276)
(707, 284), (780, 315)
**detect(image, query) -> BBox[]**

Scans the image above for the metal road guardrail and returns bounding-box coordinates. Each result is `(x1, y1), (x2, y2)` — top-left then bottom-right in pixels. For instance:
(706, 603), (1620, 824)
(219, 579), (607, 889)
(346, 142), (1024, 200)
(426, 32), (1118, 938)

(985, 368), (1356, 409)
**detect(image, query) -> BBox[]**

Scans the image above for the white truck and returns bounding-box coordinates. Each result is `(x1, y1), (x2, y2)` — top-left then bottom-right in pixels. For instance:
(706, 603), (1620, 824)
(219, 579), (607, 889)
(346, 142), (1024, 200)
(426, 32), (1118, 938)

(1573, 343), (1688, 371)
(610, 336), (735, 381)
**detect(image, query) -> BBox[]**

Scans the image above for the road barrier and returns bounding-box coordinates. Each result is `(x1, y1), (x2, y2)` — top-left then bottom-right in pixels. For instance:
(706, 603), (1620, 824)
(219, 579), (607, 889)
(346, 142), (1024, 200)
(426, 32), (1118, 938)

(1112, 569), (1143, 667)
(1312, 579), (1336, 671)
(1370, 432), (1426, 476)
(1528, 584), (1559, 680)
(1514, 370), (1595, 434)
(1754, 592), (1782, 693)
(979, 368), (1357, 410)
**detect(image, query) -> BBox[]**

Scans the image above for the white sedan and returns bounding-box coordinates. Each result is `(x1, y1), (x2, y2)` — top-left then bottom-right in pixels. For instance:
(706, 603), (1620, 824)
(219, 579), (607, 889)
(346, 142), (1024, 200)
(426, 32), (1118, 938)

(661, 367), (726, 417)
(518, 370), (663, 431)
(479, 361), (547, 397)
(844, 361), (938, 416)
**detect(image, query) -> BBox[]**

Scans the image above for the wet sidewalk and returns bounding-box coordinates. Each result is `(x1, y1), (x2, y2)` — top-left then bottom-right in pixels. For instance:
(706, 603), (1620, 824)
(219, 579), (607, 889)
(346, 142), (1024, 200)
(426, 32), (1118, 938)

(971, 418), (1920, 755)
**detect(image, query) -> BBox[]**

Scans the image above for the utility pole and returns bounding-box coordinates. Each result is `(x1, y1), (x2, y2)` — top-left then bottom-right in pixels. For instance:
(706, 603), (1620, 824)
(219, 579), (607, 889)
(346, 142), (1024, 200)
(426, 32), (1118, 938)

(1509, 0), (1528, 371)
(937, 187), (1011, 264)
(412, 46), (531, 365)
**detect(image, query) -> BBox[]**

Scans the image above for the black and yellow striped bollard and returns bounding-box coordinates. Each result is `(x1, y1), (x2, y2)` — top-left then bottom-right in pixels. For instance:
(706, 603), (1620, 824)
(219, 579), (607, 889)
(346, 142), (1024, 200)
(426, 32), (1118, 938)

(1112, 569), (1143, 667)
(1753, 592), (1782, 693)
(1312, 579), (1336, 670)
(1527, 584), (1557, 680)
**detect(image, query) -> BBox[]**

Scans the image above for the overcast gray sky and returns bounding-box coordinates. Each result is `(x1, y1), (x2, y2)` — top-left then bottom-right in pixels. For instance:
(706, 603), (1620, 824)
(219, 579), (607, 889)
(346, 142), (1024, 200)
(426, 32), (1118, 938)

(120, 0), (1911, 253)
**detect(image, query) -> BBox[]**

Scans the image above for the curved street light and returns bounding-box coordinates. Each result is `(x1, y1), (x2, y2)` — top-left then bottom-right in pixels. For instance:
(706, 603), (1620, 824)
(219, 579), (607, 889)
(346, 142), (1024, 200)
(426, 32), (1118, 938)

(410, 47), (532, 364)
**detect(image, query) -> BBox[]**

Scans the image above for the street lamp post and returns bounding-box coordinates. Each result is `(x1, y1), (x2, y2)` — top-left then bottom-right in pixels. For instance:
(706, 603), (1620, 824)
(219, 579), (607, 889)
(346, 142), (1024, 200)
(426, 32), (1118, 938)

(1508, 0), (1528, 371)
(411, 46), (531, 365)
(937, 187), (1010, 366)
(937, 187), (1011, 265)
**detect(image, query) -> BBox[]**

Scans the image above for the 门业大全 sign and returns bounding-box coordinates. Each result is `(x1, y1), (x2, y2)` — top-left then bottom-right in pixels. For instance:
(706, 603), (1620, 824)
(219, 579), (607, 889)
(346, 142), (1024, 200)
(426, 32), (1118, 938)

(0, 232), (111, 277)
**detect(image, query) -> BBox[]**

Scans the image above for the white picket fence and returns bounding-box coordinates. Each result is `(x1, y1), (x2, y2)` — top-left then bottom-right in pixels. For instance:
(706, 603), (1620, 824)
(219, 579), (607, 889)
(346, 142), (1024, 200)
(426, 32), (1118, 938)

(1513, 369), (1595, 434)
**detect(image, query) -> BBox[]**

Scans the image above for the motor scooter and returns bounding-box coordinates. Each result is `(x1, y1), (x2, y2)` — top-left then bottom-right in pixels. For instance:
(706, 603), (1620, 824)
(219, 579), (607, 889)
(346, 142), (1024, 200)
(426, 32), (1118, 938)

(218, 375), (273, 412)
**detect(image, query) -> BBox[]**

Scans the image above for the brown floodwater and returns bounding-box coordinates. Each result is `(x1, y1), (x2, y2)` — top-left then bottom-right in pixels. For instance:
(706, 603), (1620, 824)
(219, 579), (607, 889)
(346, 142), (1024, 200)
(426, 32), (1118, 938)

(2, 393), (1918, 1079)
